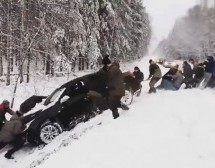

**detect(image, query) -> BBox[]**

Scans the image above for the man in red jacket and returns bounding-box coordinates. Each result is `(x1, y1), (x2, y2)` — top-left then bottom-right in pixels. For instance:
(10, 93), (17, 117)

(0, 100), (15, 129)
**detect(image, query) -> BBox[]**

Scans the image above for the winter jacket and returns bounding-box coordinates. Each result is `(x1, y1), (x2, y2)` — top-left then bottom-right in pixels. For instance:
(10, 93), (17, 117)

(98, 66), (109, 97)
(108, 64), (125, 97)
(149, 63), (162, 79)
(194, 66), (204, 80)
(188, 63), (194, 70)
(163, 67), (178, 81)
(20, 95), (47, 114)
(0, 116), (25, 143)
(0, 104), (15, 122)
(133, 70), (144, 83)
(203, 59), (214, 73)
(171, 71), (184, 89)
(183, 64), (193, 79)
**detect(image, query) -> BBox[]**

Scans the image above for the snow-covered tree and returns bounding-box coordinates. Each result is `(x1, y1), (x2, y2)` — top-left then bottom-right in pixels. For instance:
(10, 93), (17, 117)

(0, 0), (151, 84)
(155, 4), (215, 60)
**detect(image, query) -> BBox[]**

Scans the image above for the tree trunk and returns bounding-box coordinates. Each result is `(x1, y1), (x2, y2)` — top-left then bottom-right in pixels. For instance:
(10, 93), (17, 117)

(45, 54), (50, 74)
(35, 56), (38, 68)
(59, 60), (63, 72)
(0, 57), (3, 77)
(82, 57), (84, 70)
(71, 58), (76, 72)
(78, 52), (85, 71)
(6, 0), (11, 86)
(51, 60), (54, 76)
(86, 59), (89, 70)
(0, 34), (3, 77)
(19, 0), (25, 83)
(78, 57), (81, 71)
(10, 56), (13, 72)
(6, 54), (11, 86)
(26, 49), (30, 83)
(43, 57), (45, 71)
(19, 65), (24, 83)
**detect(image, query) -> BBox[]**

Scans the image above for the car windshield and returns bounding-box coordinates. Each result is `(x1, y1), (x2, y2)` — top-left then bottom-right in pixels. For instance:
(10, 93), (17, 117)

(44, 88), (65, 106)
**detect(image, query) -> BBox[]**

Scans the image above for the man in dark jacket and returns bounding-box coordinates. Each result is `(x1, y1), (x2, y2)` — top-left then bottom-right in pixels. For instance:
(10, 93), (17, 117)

(91, 55), (112, 112)
(169, 67), (184, 90)
(133, 66), (144, 96)
(101, 54), (111, 72)
(108, 62), (125, 119)
(181, 63), (205, 88)
(133, 66), (144, 83)
(0, 114), (26, 159)
(183, 61), (193, 79)
(192, 63), (205, 87)
(201, 56), (214, 88)
(99, 55), (112, 97)
(147, 59), (162, 93)
(182, 61), (193, 89)
(188, 58), (197, 71)
(19, 95), (47, 114)
(0, 100), (15, 129)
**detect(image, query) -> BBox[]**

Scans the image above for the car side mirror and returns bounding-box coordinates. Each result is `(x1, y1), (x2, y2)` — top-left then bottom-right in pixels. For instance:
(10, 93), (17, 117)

(60, 95), (70, 103)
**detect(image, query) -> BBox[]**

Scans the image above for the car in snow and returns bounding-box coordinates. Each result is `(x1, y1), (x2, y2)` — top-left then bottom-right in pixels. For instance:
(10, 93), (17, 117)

(163, 60), (177, 68)
(25, 72), (134, 146)
(155, 58), (165, 65)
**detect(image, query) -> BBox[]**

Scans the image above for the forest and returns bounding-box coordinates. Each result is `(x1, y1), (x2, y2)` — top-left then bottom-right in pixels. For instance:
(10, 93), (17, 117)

(0, 0), (151, 85)
(155, 4), (215, 60)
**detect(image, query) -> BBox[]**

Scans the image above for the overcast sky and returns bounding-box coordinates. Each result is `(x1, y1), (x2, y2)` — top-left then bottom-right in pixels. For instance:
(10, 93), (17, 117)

(144, 0), (197, 51)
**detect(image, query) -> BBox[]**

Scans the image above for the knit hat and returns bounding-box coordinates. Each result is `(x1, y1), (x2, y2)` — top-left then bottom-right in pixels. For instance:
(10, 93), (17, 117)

(2, 100), (9, 106)
(134, 66), (140, 71)
(102, 55), (111, 65)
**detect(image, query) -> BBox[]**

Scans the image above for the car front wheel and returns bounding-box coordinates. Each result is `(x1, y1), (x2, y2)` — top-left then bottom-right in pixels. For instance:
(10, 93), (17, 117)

(39, 121), (63, 144)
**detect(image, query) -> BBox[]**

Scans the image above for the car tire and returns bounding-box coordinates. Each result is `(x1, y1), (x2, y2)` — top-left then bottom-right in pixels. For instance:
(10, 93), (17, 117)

(121, 88), (133, 105)
(39, 120), (63, 144)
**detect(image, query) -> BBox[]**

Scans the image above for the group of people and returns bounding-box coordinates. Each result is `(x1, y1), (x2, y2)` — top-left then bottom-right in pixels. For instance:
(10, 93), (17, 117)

(0, 54), (142, 159)
(0, 100), (26, 159)
(148, 56), (215, 92)
(0, 96), (46, 159)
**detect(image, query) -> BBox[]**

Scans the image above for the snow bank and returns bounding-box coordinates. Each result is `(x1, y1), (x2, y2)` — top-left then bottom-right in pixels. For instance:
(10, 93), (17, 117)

(35, 88), (215, 168)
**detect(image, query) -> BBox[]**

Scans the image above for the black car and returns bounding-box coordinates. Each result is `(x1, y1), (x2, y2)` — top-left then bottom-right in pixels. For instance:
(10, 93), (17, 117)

(25, 71), (133, 146)
(26, 72), (108, 146)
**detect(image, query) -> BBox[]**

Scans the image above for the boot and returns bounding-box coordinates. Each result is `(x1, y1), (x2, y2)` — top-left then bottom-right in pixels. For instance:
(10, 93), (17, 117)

(148, 88), (153, 94)
(121, 103), (129, 111)
(112, 109), (119, 119)
(4, 153), (14, 159)
(148, 87), (156, 94)
(152, 87), (156, 93)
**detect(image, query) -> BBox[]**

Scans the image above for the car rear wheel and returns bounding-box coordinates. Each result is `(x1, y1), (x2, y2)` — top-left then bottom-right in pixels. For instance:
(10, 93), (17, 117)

(121, 88), (133, 105)
(39, 121), (63, 144)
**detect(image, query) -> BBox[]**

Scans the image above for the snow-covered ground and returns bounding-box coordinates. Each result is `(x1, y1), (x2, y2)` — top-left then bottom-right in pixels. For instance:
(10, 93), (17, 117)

(1, 57), (215, 168)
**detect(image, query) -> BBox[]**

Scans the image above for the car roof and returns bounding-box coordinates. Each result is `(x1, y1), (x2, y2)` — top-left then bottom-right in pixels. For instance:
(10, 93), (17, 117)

(59, 72), (99, 89)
